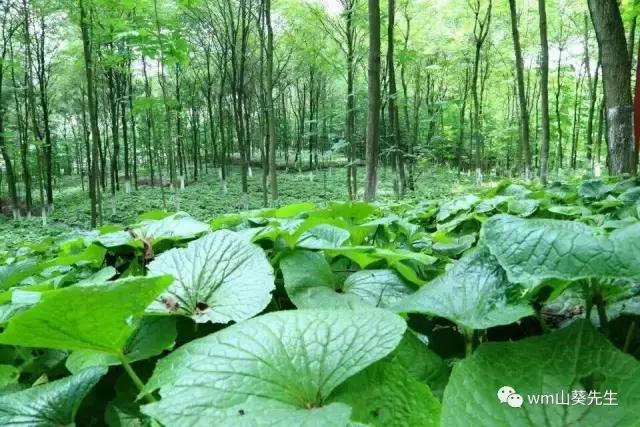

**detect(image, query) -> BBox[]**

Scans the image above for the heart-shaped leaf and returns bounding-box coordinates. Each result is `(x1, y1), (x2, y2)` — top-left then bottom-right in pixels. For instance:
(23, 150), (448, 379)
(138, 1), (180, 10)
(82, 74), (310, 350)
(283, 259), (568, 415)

(141, 309), (406, 427)
(483, 215), (640, 286)
(442, 320), (640, 426)
(147, 231), (275, 323)
(296, 224), (350, 249)
(394, 247), (533, 330)
(136, 212), (210, 241)
(280, 250), (415, 309)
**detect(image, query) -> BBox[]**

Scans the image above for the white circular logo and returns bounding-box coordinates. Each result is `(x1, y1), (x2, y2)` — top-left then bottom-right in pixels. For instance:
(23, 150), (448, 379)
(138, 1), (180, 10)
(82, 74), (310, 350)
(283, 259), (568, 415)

(497, 385), (523, 408)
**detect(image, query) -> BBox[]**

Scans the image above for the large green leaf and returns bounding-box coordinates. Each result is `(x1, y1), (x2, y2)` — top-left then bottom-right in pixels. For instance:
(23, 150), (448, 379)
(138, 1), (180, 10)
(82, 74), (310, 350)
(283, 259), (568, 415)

(325, 247), (435, 285)
(136, 212), (210, 240)
(393, 247), (533, 330)
(442, 320), (640, 426)
(0, 244), (106, 288)
(343, 269), (415, 308)
(0, 276), (172, 353)
(483, 215), (640, 286)
(431, 232), (476, 256)
(506, 198), (539, 217)
(327, 361), (440, 427)
(141, 309), (406, 427)
(579, 179), (612, 200)
(296, 224), (351, 249)
(437, 194), (480, 222)
(0, 367), (105, 426)
(280, 250), (414, 309)
(389, 331), (450, 399)
(147, 231), (275, 323)
(65, 316), (177, 373)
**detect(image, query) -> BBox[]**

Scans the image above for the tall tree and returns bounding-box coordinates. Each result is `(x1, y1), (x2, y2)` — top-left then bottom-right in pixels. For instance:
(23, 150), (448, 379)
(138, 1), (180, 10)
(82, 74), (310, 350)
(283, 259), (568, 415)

(469, 0), (492, 184)
(538, 0), (551, 184)
(508, 0), (531, 178)
(264, 0), (277, 204)
(79, 0), (102, 227)
(387, 0), (405, 197)
(588, 0), (636, 174)
(364, 0), (381, 201)
(0, 4), (19, 218)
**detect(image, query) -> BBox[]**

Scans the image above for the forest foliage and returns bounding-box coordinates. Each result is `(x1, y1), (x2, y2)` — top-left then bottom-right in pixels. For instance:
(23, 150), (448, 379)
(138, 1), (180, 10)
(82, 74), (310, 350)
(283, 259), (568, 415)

(0, 175), (639, 425)
(1, 0), (639, 222)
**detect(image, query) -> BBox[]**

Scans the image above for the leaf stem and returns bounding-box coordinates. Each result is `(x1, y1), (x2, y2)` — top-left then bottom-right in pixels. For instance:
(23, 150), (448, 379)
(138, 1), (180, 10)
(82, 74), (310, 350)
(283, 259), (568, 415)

(623, 320), (636, 353)
(118, 354), (157, 403)
(593, 291), (609, 338)
(583, 280), (593, 320)
(464, 328), (474, 357)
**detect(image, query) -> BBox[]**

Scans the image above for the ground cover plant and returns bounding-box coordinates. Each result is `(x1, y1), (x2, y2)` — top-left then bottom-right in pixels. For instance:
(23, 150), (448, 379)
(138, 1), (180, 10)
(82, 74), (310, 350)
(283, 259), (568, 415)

(0, 175), (638, 426)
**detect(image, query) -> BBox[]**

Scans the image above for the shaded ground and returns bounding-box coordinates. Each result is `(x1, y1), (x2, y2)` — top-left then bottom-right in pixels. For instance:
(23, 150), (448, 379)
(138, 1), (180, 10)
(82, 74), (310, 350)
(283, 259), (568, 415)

(0, 165), (481, 252)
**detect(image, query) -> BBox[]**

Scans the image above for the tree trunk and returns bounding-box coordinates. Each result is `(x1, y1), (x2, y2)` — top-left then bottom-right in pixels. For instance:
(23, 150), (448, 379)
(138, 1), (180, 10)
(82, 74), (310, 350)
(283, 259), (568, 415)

(79, 0), (101, 227)
(265, 0), (278, 204)
(538, 0), (551, 184)
(588, 0), (635, 174)
(508, 0), (531, 178)
(387, 0), (405, 197)
(364, 0), (381, 201)
(470, 0), (492, 184)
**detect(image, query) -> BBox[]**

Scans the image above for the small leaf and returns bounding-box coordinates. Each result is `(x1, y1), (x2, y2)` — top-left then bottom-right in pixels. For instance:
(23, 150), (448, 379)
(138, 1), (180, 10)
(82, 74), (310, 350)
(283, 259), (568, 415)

(0, 365), (19, 389)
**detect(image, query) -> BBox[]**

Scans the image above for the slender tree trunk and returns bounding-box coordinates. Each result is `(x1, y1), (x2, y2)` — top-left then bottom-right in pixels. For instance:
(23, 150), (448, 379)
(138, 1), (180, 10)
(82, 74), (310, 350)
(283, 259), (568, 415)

(555, 44), (564, 171)
(128, 60), (138, 189)
(79, 0), (101, 227)
(634, 34), (640, 167)
(265, 0), (278, 204)
(9, 37), (32, 212)
(107, 60), (119, 196)
(538, 0), (551, 184)
(470, 0), (492, 184)
(364, 0), (381, 201)
(508, 0), (531, 178)
(387, 0), (405, 197)
(35, 14), (53, 210)
(121, 66), (130, 185)
(142, 57), (155, 187)
(570, 67), (585, 169)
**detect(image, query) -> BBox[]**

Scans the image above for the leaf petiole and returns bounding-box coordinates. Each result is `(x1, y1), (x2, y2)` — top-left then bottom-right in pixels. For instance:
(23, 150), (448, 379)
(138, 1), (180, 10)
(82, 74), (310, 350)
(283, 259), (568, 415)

(118, 353), (157, 403)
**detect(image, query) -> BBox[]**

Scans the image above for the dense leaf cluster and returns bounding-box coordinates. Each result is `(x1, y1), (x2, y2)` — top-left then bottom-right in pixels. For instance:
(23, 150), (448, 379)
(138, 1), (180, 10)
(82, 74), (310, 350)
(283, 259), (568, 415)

(0, 175), (639, 425)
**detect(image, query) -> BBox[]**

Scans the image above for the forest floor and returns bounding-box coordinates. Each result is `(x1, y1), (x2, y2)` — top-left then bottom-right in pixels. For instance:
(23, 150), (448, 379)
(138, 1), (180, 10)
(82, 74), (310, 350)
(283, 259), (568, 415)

(0, 165), (483, 252)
